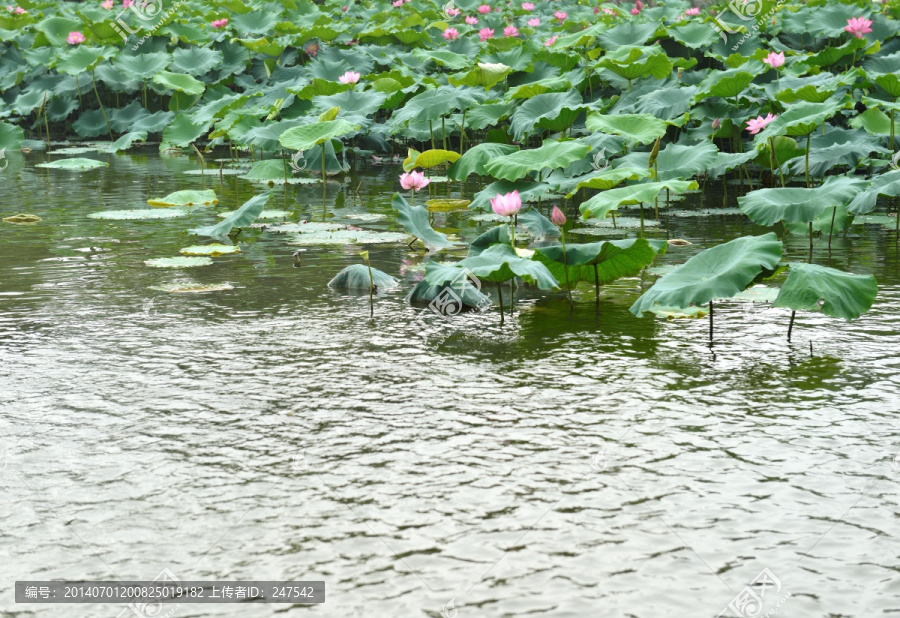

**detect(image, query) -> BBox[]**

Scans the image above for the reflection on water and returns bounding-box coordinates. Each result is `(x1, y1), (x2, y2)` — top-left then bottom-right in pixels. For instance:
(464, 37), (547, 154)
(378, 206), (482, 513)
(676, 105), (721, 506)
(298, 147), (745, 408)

(1, 150), (899, 617)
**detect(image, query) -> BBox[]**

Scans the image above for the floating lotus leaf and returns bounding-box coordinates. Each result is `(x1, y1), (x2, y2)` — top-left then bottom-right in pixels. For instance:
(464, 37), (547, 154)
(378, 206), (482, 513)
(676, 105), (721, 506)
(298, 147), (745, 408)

(88, 209), (189, 220)
(630, 233), (783, 317)
(36, 158), (108, 170)
(287, 229), (410, 245)
(426, 199), (470, 212)
(148, 190), (218, 207)
(328, 264), (399, 291)
(144, 257), (214, 268)
(181, 244), (240, 256)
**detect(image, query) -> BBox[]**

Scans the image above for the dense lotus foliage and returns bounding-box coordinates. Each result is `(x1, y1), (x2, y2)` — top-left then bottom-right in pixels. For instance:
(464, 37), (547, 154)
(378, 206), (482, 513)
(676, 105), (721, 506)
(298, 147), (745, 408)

(1, 0), (895, 336)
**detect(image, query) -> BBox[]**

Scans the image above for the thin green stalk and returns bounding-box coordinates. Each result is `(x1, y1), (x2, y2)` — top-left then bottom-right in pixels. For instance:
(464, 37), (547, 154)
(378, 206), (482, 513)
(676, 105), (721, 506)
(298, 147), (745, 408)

(497, 283), (504, 325)
(459, 110), (466, 155)
(74, 74), (84, 108)
(561, 230), (572, 309)
(429, 120), (435, 150)
(90, 70), (114, 141)
(805, 133), (811, 187)
(441, 117), (447, 151)
(321, 144), (326, 185)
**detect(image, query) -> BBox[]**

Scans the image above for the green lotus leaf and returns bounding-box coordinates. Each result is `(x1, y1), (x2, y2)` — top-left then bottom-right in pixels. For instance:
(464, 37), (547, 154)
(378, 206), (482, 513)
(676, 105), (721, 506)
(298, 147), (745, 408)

(773, 263), (877, 320)
(241, 159), (292, 181)
(585, 112), (667, 145)
(413, 48), (471, 71)
(406, 149), (461, 170)
(115, 52), (173, 81)
(328, 264), (399, 291)
(597, 27), (662, 52)
(752, 100), (847, 143)
(774, 70), (860, 104)
(170, 47), (224, 76)
(405, 279), (491, 309)
(518, 207), (560, 241)
(99, 131), (148, 153)
(464, 102), (517, 130)
(449, 63), (512, 90)
(55, 46), (107, 75)
(161, 114), (209, 148)
(144, 257), (214, 268)
(534, 237), (666, 286)
(389, 86), (483, 128)
(0, 122), (25, 149)
(391, 192), (453, 250)
(655, 141), (718, 181)
(468, 225), (511, 257)
(848, 170), (900, 215)
(448, 143), (518, 180)
(148, 189), (218, 207)
(509, 90), (588, 141)
(566, 167), (652, 196)
(35, 158), (108, 170)
(738, 185), (853, 225)
(695, 67), (760, 101)
(152, 71), (206, 96)
(786, 128), (887, 177)
(231, 11), (279, 35)
(35, 16), (82, 46)
(278, 119), (360, 150)
(596, 45), (673, 82)
(849, 108), (891, 136)
(630, 233), (783, 317)
(426, 243), (558, 289)
(483, 140), (591, 181)
(580, 180), (698, 220)
(190, 193), (271, 240)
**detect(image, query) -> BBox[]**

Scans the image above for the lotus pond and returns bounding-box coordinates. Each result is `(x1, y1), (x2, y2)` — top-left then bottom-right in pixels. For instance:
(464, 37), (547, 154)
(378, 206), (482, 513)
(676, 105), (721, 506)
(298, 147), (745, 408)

(2, 0), (900, 615)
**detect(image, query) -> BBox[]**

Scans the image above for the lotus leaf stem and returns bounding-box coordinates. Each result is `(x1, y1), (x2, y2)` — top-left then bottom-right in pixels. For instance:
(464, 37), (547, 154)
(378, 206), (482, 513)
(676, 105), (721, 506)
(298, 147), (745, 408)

(805, 133), (811, 187)
(787, 310), (796, 342)
(709, 300), (713, 341)
(561, 229), (573, 309)
(593, 264), (600, 305)
(497, 283), (504, 325)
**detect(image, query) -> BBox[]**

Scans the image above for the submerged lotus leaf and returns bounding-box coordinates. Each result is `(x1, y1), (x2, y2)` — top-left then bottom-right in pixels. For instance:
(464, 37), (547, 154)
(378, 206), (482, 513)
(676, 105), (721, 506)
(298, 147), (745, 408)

(630, 233), (783, 317)
(328, 264), (399, 291)
(144, 257), (214, 268)
(3, 213), (42, 223)
(36, 158), (108, 170)
(181, 244), (240, 256)
(392, 193), (453, 250)
(773, 263), (877, 320)
(88, 209), (189, 220)
(649, 305), (709, 319)
(148, 190), (218, 207)
(190, 193), (271, 240)
(405, 279), (492, 310)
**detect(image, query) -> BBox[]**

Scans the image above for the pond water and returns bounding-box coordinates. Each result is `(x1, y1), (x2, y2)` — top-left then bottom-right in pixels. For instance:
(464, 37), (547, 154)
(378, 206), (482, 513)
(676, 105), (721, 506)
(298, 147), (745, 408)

(1, 149), (899, 617)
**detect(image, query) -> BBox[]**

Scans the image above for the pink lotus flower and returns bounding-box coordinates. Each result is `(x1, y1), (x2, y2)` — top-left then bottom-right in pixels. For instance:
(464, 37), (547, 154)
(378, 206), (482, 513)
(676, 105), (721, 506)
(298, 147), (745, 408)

(554, 10), (566, 21)
(341, 5), (348, 11)
(101, 0), (113, 9)
(711, 118), (721, 130)
(392, 0), (402, 6)
(602, 7), (617, 15)
(466, 16), (478, 24)
(479, 27), (494, 41)
(400, 171), (430, 192)
(14, 5), (23, 12)
(762, 51), (785, 68)
(544, 35), (557, 46)
(685, 7), (699, 15)
(211, 18), (228, 28)
(593, 6), (599, 13)
(746, 113), (777, 135)
(122, 0), (133, 7)
(305, 43), (319, 57)
(491, 190), (521, 217)
(442, 27), (459, 40)
(635, 0), (643, 9)
(550, 205), (566, 226)
(66, 31), (85, 45)
(527, 17), (539, 26)
(844, 16), (873, 38)
(447, 6), (460, 15)
(631, 7), (640, 14)
(338, 71), (360, 84)
(504, 25), (519, 37)
(478, 4), (491, 13)
(521, 1), (534, 9)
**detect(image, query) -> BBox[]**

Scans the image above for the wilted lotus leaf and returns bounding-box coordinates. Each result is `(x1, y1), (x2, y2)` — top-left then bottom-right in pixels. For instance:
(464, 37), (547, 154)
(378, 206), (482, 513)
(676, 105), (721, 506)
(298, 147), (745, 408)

(328, 264), (399, 291)
(426, 199), (471, 212)
(3, 213), (42, 223)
